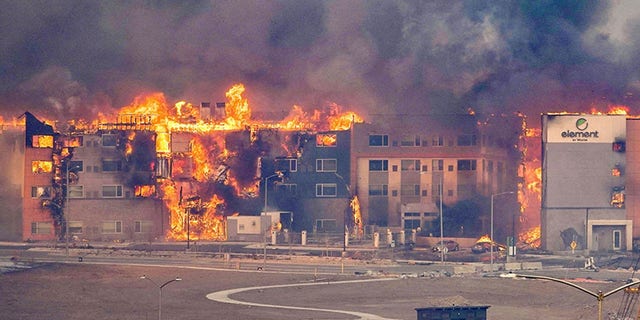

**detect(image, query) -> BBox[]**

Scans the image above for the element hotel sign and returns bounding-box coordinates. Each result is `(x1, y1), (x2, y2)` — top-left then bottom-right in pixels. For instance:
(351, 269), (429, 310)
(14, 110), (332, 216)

(543, 114), (626, 143)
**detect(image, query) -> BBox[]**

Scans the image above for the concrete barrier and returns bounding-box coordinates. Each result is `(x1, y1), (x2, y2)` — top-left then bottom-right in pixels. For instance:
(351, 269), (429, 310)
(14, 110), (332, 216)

(504, 262), (521, 271)
(452, 264), (477, 274)
(521, 262), (542, 270)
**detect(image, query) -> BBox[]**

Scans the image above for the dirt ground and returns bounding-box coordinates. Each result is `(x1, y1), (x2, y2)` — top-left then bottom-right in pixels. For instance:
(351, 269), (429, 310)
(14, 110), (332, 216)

(0, 262), (636, 320)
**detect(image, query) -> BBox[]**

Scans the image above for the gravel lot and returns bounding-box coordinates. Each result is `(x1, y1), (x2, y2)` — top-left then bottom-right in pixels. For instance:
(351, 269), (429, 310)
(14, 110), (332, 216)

(1, 260), (637, 320)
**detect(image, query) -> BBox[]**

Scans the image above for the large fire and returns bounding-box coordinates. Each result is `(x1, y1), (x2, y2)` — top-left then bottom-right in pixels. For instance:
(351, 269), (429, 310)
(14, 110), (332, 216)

(113, 83), (364, 241)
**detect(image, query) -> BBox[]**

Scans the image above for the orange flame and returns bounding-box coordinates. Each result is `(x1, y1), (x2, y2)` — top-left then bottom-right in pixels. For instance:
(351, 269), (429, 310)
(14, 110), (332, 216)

(591, 105), (629, 115)
(475, 234), (494, 244)
(110, 83), (365, 242)
(519, 226), (541, 248)
(32, 160), (53, 173)
(350, 195), (363, 237)
(329, 111), (363, 130)
(224, 84), (251, 129)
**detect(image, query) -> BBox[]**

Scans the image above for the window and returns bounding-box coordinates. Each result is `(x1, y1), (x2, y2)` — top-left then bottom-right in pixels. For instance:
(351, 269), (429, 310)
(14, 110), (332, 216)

(135, 221), (153, 233)
(102, 134), (117, 147)
(401, 184), (420, 196)
(31, 222), (53, 235)
(316, 159), (337, 172)
(135, 185), (156, 197)
(457, 160), (477, 171)
(487, 160), (494, 173)
(102, 221), (122, 233)
(432, 160), (443, 171)
(68, 186), (84, 198)
(448, 165), (454, 172)
(403, 212), (421, 230)
(102, 185), (123, 198)
(31, 186), (52, 198)
(68, 221), (83, 234)
(32, 160), (53, 174)
(613, 230), (622, 250)
(400, 135), (420, 146)
(69, 160), (84, 172)
(457, 134), (477, 146)
(369, 184), (388, 196)
(612, 164), (623, 176)
(102, 160), (122, 172)
(611, 186), (625, 208)
(276, 158), (298, 172)
(65, 135), (83, 147)
(32, 135), (54, 148)
(316, 183), (337, 197)
(432, 135), (444, 146)
(613, 141), (626, 152)
(401, 160), (420, 171)
(369, 160), (388, 171)
(369, 134), (389, 146)
(316, 133), (337, 147)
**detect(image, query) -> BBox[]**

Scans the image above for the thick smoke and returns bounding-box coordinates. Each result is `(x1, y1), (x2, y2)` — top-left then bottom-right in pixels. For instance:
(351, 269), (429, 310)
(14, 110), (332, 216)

(2, 0), (640, 125)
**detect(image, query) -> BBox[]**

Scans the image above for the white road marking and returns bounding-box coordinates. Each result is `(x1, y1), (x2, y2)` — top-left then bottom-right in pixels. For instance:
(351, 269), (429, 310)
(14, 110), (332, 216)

(206, 278), (400, 320)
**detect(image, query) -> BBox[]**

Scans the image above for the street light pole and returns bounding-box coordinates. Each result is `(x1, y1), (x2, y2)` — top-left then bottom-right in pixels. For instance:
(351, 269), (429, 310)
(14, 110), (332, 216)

(334, 173), (350, 254)
(140, 275), (182, 320)
(263, 172), (283, 213)
(516, 274), (640, 320)
(439, 176), (443, 263)
(65, 157), (70, 256)
(490, 191), (515, 271)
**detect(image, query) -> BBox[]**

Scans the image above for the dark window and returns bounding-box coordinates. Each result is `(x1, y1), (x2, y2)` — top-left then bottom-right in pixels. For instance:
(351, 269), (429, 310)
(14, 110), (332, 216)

(457, 160), (477, 171)
(102, 134), (117, 147)
(369, 185), (388, 196)
(369, 160), (388, 171)
(69, 160), (83, 172)
(102, 160), (122, 172)
(369, 134), (389, 146)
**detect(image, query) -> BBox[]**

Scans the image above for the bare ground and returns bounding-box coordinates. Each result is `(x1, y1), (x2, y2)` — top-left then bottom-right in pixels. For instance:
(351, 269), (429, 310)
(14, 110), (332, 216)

(0, 261), (636, 320)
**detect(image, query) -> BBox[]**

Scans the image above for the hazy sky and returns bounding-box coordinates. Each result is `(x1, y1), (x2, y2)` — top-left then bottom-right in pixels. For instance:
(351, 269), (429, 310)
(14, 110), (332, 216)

(2, 0), (640, 125)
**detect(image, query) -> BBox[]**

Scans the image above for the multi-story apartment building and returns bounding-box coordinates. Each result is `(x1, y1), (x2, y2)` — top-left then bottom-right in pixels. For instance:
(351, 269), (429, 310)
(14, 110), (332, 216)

(13, 111), (521, 244)
(22, 113), (164, 242)
(351, 114), (518, 238)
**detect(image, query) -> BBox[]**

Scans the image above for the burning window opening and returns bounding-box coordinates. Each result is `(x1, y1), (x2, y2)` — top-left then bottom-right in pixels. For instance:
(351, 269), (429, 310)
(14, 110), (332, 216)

(611, 187), (625, 208)
(32, 160), (53, 174)
(32, 135), (53, 148)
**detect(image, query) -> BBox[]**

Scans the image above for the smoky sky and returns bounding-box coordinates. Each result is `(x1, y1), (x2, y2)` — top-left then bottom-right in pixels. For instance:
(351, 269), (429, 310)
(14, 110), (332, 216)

(2, 0), (640, 125)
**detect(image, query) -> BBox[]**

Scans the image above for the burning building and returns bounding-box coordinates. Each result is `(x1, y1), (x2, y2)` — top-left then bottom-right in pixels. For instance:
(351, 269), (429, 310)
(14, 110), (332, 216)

(11, 83), (524, 244)
(541, 113), (634, 251)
